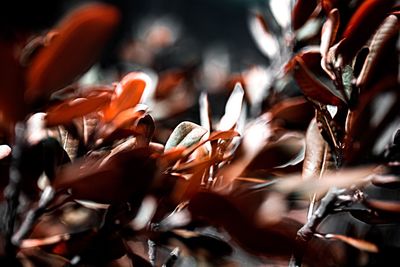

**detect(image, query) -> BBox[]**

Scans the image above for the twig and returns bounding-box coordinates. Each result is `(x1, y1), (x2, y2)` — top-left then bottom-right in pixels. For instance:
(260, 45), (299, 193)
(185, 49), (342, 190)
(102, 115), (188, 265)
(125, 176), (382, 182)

(289, 187), (346, 267)
(3, 123), (26, 256)
(162, 247), (180, 267)
(148, 239), (157, 266)
(12, 186), (55, 245)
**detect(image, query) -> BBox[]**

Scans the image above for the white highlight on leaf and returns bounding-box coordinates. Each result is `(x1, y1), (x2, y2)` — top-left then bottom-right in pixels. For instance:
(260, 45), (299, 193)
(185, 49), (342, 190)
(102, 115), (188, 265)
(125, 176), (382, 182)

(131, 196), (157, 230)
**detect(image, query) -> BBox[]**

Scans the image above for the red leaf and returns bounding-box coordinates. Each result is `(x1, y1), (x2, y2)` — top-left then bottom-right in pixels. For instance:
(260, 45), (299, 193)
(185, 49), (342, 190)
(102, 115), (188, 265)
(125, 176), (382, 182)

(292, 0), (318, 30)
(337, 0), (396, 64)
(290, 52), (345, 105)
(25, 3), (120, 103)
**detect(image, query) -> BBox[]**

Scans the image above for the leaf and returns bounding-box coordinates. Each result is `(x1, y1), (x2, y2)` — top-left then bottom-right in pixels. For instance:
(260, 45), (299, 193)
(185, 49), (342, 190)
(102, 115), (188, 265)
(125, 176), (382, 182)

(182, 130), (240, 159)
(26, 3), (120, 103)
(45, 93), (111, 126)
(364, 199), (400, 214)
(245, 132), (305, 175)
(0, 41), (26, 125)
(290, 51), (345, 105)
(188, 191), (300, 256)
(336, 0), (396, 64)
(218, 83), (245, 131)
(302, 118), (334, 180)
(165, 122), (208, 151)
(199, 92), (212, 132)
(291, 0), (318, 30)
(273, 166), (377, 199)
(53, 148), (156, 204)
(157, 230), (233, 259)
(356, 15), (399, 89)
(0, 145), (11, 160)
(318, 234), (379, 253)
(268, 97), (314, 130)
(320, 8), (340, 60)
(371, 174), (400, 188)
(103, 72), (152, 122)
(155, 69), (186, 99)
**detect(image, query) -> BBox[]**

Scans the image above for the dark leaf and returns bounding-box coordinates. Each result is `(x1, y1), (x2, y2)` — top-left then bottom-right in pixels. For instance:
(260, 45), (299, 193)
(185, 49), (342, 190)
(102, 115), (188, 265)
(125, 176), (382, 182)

(188, 191), (300, 256)
(53, 148), (156, 204)
(292, 0), (318, 30)
(26, 3), (120, 103)
(336, 0), (396, 64)
(290, 50), (345, 105)
(356, 15), (399, 89)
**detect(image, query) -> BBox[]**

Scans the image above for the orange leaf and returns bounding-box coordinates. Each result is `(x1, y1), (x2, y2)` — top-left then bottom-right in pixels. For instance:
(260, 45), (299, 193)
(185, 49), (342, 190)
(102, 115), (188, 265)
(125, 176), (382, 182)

(103, 72), (151, 122)
(45, 92), (111, 126)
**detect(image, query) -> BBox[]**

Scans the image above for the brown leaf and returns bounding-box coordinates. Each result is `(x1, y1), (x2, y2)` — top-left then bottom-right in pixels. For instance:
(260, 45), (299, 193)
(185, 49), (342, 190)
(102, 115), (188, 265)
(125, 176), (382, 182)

(364, 199), (400, 214)
(155, 69), (186, 99)
(319, 233), (379, 253)
(302, 118), (334, 181)
(371, 174), (400, 188)
(26, 3), (120, 103)
(103, 72), (151, 122)
(356, 15), (399, 89)
(268, 97), (315, 130)
(188, 191), (300, 256)
(53, 148), (156, 203)
(290, 50), (345, 105)
(274, 166), (377, 199)
(336, 0), (396, 64)
(0, 41), (26, 126)
(320, 8), (340, 78)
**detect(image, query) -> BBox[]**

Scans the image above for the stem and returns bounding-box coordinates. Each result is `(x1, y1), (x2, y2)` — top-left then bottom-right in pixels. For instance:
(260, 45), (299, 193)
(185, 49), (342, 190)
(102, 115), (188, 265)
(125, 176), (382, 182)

(3, 123), (25, 256)
(148, 239), (157, 266)
(289, 188), (345, 267)
(12, 186), (55, 245)
(162, 247), (180, 267)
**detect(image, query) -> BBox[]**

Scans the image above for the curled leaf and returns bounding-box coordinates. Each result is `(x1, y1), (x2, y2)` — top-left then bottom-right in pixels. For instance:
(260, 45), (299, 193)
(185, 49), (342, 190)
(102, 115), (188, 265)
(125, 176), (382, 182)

(336, 0), (396, 63)
(356, 15), (399, 89)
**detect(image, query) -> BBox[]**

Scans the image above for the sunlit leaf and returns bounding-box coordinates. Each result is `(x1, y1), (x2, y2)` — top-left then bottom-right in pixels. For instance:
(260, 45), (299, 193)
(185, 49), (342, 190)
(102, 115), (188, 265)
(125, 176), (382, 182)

(218, 83), (245, 131)
(103, 72), (152, 122)
(165, 122), (207, 151)
(0, 145), (11, 160)
(53, 148), (156, 203)
(45, 93), (111, 126)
